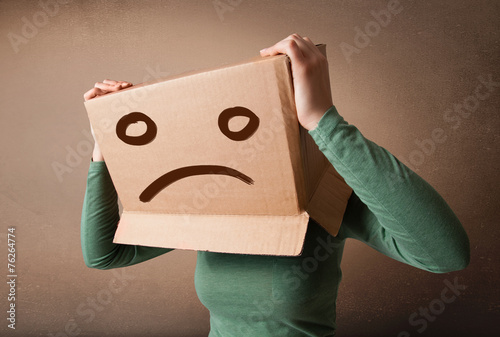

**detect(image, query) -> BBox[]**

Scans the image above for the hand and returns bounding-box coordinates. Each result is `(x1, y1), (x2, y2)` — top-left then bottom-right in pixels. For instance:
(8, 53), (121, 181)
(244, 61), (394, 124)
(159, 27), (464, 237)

(260, 34), (333, 130)
(83, 79), (133, 161)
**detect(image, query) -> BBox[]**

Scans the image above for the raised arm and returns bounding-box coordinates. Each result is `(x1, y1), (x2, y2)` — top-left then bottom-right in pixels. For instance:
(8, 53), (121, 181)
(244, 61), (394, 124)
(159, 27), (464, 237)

(261, 35), (470, 273)
(81, 80), (173, 270)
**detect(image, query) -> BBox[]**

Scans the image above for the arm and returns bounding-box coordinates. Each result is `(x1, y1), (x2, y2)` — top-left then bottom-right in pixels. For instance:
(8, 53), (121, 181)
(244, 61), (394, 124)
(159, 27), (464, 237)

(81, 80), (173, 270)
(309, 106), (470, 273)
(261, 35), (470, 273)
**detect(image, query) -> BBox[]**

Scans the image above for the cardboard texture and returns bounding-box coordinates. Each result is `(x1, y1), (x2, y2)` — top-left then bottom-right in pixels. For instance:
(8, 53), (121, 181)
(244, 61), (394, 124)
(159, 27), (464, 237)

(84, 48), (352, 256)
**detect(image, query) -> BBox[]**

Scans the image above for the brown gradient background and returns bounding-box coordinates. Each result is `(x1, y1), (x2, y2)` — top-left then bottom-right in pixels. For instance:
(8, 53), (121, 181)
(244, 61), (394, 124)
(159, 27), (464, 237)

(0, 0), (498, 336)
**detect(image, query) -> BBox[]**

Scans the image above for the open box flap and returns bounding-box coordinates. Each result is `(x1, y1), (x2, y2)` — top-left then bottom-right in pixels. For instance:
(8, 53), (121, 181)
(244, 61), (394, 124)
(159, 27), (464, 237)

(307, 164), (353, 236)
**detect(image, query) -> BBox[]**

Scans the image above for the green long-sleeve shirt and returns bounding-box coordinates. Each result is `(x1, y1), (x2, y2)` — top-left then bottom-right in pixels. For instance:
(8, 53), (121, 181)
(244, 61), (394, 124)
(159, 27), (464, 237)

(81, 105), (470, 336)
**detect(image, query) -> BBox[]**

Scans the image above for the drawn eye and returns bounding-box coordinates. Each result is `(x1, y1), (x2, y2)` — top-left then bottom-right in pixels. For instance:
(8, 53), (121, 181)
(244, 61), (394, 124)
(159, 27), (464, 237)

(218, 106), (259, 141)
(116, 112), (157, 146)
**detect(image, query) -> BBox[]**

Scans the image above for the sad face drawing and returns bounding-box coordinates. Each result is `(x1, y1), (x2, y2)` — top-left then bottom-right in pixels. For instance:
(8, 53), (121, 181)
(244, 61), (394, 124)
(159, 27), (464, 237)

(115, 107), (260, 202)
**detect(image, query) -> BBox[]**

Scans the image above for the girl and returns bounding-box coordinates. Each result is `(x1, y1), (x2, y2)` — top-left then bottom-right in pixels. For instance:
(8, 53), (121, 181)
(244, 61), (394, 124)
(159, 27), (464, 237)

(81, 34), (469, 336)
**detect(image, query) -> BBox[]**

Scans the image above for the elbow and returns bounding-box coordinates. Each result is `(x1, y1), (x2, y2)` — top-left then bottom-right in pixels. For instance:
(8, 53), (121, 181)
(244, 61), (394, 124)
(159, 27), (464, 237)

(430, 254), (470, 274)
(83, 259), (106, 270)
(427, 219), (471, 273)
(446, 248), (470, 273)
(81, 241), (119, 270)
(428, 238), (471, 274)
(450, 246), (471, 272)
(82, 255), (115, 270)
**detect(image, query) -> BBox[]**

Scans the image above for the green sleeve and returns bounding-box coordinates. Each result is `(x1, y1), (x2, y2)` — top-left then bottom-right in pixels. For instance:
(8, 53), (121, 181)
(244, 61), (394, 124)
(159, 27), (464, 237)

(309, 106), (470, 273)
(81, 161), (173, 270)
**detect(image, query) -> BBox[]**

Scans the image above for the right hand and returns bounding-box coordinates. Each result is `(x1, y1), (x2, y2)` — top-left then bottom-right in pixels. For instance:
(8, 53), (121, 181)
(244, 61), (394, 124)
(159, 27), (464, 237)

(84, 79), (133, 161)
(260, 34), (333, 131)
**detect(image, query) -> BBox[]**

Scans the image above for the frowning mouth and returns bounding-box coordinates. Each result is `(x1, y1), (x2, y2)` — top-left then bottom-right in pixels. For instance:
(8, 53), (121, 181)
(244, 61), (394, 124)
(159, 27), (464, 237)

(139, 165), (254, 202)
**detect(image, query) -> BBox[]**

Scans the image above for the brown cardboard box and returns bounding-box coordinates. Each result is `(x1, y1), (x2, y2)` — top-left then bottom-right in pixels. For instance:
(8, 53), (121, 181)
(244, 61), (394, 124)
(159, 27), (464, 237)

(84, 49), (352, 256)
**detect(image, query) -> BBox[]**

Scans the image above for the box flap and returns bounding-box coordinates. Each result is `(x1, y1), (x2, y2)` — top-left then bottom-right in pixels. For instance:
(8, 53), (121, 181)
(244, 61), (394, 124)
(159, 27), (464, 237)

(114, 211), (310, 256)
(307, 164), (353, 236)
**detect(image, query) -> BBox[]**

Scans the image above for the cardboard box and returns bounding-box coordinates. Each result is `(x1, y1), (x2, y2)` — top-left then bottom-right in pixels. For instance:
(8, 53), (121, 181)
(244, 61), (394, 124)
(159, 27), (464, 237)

(84, 48), (352, 256)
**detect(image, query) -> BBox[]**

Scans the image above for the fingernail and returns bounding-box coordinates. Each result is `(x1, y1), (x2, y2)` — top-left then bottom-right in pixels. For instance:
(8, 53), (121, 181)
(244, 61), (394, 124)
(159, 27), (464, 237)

(260, 48), (267, 53)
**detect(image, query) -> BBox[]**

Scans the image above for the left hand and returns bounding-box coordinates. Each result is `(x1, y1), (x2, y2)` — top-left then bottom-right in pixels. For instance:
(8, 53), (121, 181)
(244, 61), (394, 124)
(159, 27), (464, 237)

(260, 34), (333, 131)
(84, 79), (133, 161)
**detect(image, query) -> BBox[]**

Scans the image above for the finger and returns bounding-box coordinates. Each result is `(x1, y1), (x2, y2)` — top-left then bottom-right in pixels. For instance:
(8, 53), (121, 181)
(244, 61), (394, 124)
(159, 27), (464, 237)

(302, 36), (319, 52)
(84, 87), (109, 101)
(103, 79), (133, 88)
(260, 36), (305, 65)
(302, 36), (325, 57)
(119, 81), (133, 88)
(285, 34), (321, 59)
(102, 79), (119, 85)
(291, 34), (318, 56)
(94, 82), (125, 92)
(260, 33), (316, 62)
(261, 34), (295, 56)
(303, 36), (314, 44)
